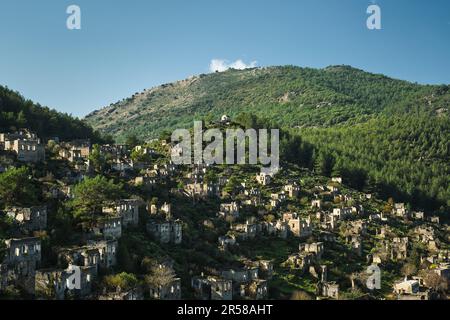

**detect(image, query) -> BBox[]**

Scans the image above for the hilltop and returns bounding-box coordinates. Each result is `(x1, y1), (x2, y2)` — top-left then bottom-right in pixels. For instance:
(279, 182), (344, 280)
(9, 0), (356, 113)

(85, 65), (449, 141)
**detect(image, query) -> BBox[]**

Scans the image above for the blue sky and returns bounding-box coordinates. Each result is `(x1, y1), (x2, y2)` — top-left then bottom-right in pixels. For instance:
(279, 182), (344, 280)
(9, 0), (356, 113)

(0, 0), (449, 117)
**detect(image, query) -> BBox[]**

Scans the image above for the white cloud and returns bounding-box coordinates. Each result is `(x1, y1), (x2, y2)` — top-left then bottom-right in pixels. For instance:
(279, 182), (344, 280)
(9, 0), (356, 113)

(209, 59), (258, 73)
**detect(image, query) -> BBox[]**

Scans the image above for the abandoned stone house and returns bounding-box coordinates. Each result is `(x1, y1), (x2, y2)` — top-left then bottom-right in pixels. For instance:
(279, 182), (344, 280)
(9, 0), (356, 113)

(75, 265), (98, 298)
(204, 182), (221, 197)
(327, 184), (339, 194)
(393, 203), (409, 218)
(244, 187), (260, 197)
(258, 220), (287, 239)
(134, 145), (156, 156)
(149, 278), (181, 300)
(269, 198), (279, 209)
(377, 225), (394, 239)
(191, 276), (210, 300)
(210, 277), (233, 300)
(434, 263), (450, 280)
(184, 182), (220, 198)
(86, 217), (122, 240)
(221, 267), (259, 285)
(191, 276), (233, 300)
(369, 212), (388, 222)
(283, 213), (312, 238)
(3, 237), (42, 294)
(284, 252), (315, 272)
(389, 237), (409, 260)
(218, 235), (237, 250)
(35, 268), (70, 300)
(218, 202), (240, 219)
(319, 231), (337, 243)
(274, 220), (289, 239)
(57, 240), (118, 272)
(5, 206), (47, 233)
(284, 183), (300, 198)
(1, 131), (45, 163)
(319, 213), (337, 231)
(352, 220), (368, 235)
(59, 140), (91, 164)
(412, 211), (425, 220)
(4, 237), (42, 268)
(187, 171), (204, 183)
(343, 220), (367, 237)
(231, 221), (258, 240)
(100, 144), (128, 158)
(332, 207), (352, 220)
(271, 192), (287, 202)
(255, 260), (274, 280)
(393, 279), (420, 295)
(397, 276), (435, 300)
(300, 242), (325, 261)
(311, 199), (322, 209)
(331, 177), (343, 184)
(146, 220), (183, 244)
(270, 192), (286, 208)
(111, 158), (133, 172)
(347, 235), (363, 256)
(243, 197), (262, 207)
(88, 240), (118, 270)
(149, 202), (172, 223)
(256, 172), (271, 186)
(58, 247), (98, 275)
(429, 216), (440, 224)
(413, 226), (440, 251)
(11, 140), (45, 163)
(371, 253), (383, 265)
(318, 281), (339, 299)
(102, 199), (140, 227)
(351, 205), (364, 215)
(184, 182), (204, 197)
(413, 226), (436, 243)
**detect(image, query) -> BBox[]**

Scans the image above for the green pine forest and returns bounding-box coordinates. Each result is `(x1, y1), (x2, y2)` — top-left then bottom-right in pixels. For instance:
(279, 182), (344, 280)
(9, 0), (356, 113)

(0, 85), (105, 142)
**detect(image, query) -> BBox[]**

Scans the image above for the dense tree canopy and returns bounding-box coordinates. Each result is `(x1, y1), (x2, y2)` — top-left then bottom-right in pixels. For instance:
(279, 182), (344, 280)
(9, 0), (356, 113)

(0, 166), (39, 208)
(0, 85), (108, 142)
(69, 175), (124, 222)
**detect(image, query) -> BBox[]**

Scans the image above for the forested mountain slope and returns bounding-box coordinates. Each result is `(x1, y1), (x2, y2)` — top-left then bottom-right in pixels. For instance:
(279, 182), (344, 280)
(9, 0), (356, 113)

(0, 85), (105, 142)
(84, 65), (449, 211)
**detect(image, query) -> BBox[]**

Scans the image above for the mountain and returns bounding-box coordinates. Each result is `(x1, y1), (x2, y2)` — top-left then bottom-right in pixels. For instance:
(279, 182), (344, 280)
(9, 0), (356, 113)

(0, 85), (106, 142)
(85, 65), (449, 211)
(84, 65), (449, 141)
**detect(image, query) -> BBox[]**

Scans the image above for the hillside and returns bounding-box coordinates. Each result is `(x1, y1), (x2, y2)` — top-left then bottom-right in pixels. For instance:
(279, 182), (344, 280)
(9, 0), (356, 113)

(85, 66), (449, 212)
(85, 65), (449, 140)
(0, 85), (105, 142)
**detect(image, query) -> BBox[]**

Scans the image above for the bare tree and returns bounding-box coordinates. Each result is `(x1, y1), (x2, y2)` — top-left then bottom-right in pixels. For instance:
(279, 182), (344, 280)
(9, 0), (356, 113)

(290, 290), (312, 300)
(420, 270), (447, 292)
(401, 263), (417, 278)
(143, 259), (176, 290)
